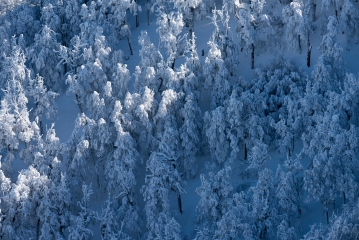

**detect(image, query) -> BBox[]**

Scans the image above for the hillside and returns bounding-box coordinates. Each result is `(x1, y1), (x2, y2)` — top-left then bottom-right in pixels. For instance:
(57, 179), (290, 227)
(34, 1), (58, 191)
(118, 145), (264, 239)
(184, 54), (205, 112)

(1, 0), (359, 239)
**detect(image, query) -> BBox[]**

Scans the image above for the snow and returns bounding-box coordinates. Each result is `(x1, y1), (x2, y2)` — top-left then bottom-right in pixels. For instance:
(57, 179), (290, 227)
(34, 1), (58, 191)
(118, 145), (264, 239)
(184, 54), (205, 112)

(2, 0), (359, 239)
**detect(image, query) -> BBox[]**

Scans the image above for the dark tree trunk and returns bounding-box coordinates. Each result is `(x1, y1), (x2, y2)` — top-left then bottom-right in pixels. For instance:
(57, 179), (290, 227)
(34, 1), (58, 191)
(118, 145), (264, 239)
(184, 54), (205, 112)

(307, 34), (311, 67)
(147, 0), (150, 26)
(171, 188), (183, 214)
(325, 201), (329, 224)
(37, 219), (40, 239)
(251, 44), (255, 69)
(189, 7), (195, 35)
(171, 58), (175, 69)
(178, 194), (183, 214)
(158, 78), (163, 92)
(76, 93), (83, 113)
(135, 0), (139, 27)
(36, 102), (43, 135)
(127, 35), (134, 55)
(310, 0), (317, 22)
(244, 142), (248, 161)
(298, 35), (302, 54)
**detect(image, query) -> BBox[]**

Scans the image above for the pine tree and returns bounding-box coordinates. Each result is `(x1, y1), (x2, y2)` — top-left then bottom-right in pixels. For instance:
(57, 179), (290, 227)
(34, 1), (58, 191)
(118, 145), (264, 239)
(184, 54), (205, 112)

(180, 93), (201, 179)
(203, 38), (230, 108)
(196, 166), (233, 238)
(27, 75), (58, 134)
(68, 184), (94, 240)
(156, 8), (189, 69)
(248, 168), (278, 239)
(282, 0), (311, 54)
(234, 0), (271, 69)
(204, 107), (229, 165)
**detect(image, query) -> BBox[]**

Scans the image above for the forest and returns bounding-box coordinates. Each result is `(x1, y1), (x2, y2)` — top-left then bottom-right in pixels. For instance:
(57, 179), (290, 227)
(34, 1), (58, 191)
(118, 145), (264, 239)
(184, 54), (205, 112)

(0, 0), (359, 239)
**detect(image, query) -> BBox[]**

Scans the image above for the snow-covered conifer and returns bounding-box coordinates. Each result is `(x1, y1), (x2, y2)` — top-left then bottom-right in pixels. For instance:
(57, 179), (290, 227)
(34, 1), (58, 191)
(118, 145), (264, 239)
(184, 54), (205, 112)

(282, 0), (311, 53)
(180, 93), (201, 178)
(68, 184), (94, 240)
(204, 107), (229, 165)
(156, 9), (189, 69)
(248, 168), (278, 239)
(28, 25), (64, 91)
(234, 0), (271, 69)
(142, 149), (184, 239)
(203, 39), (230, 108)
(196, 166), (233, 237)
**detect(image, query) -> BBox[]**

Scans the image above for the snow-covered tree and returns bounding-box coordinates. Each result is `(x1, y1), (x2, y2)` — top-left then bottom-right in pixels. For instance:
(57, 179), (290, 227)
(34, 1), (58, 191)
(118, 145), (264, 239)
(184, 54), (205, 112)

(196, 166), (233, 237)
(100, 0), (140, 54)
(37, 173), (71, 240)
(28, 25), (62, 92)
(68, 183), (94, 240)
(156, 9), (189, 69)
(234, 0), (271, 69)
(214, 191), (252, 239)
(134, 31), (162, 92)
(339, 0), (359, 37)
(310, 16), (344, 96)
(141, 149), (184, 239)
(180, 93), (201, 179)
(171, 0), (207, 35)
(303, 110), (358, 223)
(0, 77), (39, 174)
(203, 38), (230, 108)
(1, 166), (48, 239)
(204, 107), (229, 165)
(112, 63), (130, 100)
(27, 75), (58, 134)
(247, 168), (278, 239)
(326, 198), (359, 239)
(276, 157), (303, 219)
(282, 0), (311, 54)
(103, 101), (141, 236)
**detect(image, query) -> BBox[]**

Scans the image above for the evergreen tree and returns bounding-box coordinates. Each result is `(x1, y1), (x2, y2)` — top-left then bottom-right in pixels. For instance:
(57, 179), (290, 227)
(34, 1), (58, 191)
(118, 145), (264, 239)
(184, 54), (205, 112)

(204, 107), (229, 165)
(196, 166), (233, 238)
(180, 93), (201, 179)
(234, 0), (271, 69)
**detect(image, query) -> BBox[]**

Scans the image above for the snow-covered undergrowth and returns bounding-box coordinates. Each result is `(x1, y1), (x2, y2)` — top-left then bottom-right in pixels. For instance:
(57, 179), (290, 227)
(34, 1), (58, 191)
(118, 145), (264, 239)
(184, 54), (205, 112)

(0, 0), (359, 239)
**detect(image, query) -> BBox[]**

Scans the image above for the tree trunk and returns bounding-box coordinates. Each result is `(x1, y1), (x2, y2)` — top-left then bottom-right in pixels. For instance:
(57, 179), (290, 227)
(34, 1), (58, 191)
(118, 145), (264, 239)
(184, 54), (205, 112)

(307, 34), (311, 67)
(135, 0), (139, 27)
(178, 194), (183, 214)
(158, 78), (163, 92)
(298, 35), (302, 54)
(313, 3), (316, 21)
(171, 58), (175, 70)
(251, 44), (255, 69)
(325, 201), (329, 224)
(36, 102), (44, 135)
(127, 35), (133, 55)
(189, 7), (195, 36)
(310, 0), (316, 22)
(244, 142), (248, 161)
(37, 219), (40, 239)
(76, 93), (83, 113)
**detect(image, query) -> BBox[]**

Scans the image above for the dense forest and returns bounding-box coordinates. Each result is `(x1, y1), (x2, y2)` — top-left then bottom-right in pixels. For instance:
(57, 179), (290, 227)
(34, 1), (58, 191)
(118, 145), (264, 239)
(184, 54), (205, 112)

(1, 0), (359, 239)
